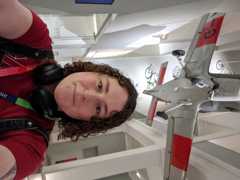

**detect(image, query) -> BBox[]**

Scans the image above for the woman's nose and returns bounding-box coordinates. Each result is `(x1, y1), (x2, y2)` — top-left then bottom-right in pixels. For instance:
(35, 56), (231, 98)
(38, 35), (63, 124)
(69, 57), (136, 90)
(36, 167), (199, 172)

(85, 90), (103, 102)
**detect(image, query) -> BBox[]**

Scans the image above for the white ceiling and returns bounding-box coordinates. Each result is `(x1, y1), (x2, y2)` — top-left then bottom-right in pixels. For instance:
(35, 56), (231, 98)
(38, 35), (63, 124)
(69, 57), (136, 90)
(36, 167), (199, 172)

(22, 0), (198, 15)
(93, 24), (165, 49)
(22, 0), (240, 59)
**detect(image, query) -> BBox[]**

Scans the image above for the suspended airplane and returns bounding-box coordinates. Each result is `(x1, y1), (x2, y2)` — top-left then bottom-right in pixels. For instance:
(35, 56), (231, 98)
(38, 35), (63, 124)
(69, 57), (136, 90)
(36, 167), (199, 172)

(144, 12), (240, 180)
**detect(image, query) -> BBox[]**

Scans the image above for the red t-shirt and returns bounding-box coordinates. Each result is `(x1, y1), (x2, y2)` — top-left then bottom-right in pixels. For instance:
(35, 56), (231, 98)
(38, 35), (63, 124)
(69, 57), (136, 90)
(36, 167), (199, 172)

(0, 11), (55, 180)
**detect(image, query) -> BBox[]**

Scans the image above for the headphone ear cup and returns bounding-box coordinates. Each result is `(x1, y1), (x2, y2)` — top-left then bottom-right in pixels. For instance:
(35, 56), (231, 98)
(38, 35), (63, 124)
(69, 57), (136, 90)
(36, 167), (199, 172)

(30, 88), (58, 118)
(33, 63), (64, 85)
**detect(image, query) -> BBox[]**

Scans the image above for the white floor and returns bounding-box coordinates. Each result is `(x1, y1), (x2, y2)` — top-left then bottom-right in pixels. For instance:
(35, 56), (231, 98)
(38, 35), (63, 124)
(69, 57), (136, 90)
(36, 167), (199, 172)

(188, 147), (240, 180)
(25, 112), (240, 180)
(199, 112), (240, 153)
(210, 134), (240, 153)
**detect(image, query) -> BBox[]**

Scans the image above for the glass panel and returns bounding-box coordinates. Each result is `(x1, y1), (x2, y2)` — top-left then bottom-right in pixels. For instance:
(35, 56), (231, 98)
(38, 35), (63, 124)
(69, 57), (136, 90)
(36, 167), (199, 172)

(209, 50), (240, 78)
(96, 169), (149, 180)
(83, 146), (99, 158)
(96, 173), (132, 180)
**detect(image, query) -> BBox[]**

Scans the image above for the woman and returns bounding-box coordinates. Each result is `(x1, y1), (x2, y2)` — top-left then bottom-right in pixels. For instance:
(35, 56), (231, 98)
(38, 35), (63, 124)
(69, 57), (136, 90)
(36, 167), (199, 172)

(56, 61), (137, 139)
(0, 1), (137, 179)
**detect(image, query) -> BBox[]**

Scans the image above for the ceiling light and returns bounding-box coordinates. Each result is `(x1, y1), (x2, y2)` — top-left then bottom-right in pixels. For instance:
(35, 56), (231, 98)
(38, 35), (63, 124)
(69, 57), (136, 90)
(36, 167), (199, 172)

(136, 171), (142, 179)
(127, 35), (160, 49)
(159, 33), (168, 40)
(27, 174), (42, 180)
(93, 14), (98, 35)
(53, 38), (86, 46)
(87, 49), (133, 58)
(86, 51), (97, 58)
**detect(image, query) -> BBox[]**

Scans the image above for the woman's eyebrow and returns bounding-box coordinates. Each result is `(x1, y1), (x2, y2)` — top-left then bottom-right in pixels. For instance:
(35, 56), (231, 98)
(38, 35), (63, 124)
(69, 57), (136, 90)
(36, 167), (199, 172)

(105, 77), (109, 94)
(103, 78), (110, 116)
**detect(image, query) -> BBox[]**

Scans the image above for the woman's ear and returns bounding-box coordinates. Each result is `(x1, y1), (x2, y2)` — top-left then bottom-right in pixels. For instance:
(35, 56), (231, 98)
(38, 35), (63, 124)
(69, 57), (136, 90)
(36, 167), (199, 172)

(30, 88), (59, 119)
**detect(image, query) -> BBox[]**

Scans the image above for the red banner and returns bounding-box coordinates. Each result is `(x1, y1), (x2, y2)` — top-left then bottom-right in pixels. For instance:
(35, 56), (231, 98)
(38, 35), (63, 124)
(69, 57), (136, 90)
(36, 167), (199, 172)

(147, 62), (168, 121)
(196, 16), (224, 47)
(171, 134), (192, 171)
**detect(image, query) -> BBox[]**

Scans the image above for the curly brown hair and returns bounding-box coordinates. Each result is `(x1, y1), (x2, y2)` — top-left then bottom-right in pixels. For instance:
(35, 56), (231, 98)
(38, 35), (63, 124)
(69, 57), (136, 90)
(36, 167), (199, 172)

(58, 61), (138, 141)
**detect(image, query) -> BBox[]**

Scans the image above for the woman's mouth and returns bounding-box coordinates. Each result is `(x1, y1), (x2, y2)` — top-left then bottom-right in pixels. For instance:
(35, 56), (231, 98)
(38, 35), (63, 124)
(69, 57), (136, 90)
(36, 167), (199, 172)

(73, 83), (77, 105)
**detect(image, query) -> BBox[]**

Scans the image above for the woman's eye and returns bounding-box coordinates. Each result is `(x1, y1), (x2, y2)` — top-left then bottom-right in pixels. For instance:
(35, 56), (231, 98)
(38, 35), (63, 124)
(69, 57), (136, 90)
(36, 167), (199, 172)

(96, 105), (101, 115)
(97, 80), (103, 91)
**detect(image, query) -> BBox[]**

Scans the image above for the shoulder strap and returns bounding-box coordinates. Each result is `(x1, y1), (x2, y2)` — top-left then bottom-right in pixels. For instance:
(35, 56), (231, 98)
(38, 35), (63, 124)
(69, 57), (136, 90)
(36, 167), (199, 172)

(0, 37), (54, 60)
(0, 118), (50, 146)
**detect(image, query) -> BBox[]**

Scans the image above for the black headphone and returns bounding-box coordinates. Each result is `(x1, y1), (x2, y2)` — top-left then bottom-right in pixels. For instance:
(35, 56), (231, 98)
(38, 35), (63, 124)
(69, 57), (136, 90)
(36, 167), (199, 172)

(30, 63), (65, 119)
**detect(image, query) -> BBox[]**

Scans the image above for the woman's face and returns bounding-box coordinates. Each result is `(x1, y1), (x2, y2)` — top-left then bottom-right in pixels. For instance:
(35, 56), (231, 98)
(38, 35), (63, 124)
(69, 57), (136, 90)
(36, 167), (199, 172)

(54, 72), (128, 121)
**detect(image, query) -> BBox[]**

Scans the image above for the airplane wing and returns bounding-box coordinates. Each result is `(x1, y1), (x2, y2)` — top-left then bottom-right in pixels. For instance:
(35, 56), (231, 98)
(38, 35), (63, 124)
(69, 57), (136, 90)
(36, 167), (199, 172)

(144, 78), (210, 180)
(144, 12), (225, 180)
(184, 12), (225, 84)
